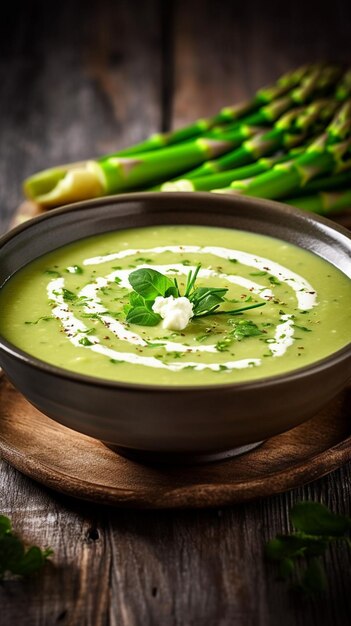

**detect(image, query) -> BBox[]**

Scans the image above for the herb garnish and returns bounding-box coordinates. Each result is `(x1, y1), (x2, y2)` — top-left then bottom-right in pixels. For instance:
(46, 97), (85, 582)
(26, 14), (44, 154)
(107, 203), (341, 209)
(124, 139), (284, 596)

(215, 320), (264, 351)
(25, 316), (52, 325)
(78, 336), (94, 346)
(266, 501), (351, 596)
(62, 288), (78, 303)
(44, 269), (61, 277)
(124, 265), (265, 327)
(0, 515), (53, 579)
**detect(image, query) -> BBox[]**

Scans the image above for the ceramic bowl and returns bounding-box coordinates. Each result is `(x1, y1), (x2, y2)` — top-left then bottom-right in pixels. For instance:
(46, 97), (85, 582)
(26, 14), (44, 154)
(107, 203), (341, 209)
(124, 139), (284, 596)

(0, 192), (350, 463)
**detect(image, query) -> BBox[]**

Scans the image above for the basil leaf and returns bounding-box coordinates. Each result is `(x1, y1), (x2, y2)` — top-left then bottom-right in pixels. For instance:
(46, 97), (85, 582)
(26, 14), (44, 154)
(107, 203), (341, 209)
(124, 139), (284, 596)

(291, 502), (351, 537)
(129, 292), (145, 307)
(129, 268), (176, 300)
(126, 306), (161, 326)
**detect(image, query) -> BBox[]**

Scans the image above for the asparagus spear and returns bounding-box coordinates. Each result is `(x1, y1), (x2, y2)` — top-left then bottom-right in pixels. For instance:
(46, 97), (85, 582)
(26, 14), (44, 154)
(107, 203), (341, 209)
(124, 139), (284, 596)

(24, 64), (318, 205)
(226, 102), (351, 200)
(23, 64), (351, 209)
(25, 130), (268, 207)
(182, 67), (342, 179)
(285, 189), (351, 214)
(211, 65), (340, 133)
(26, 97), (328, 208)
(160, 99), (338, 190)
(160, 150), (305, 192)
(111, 63), (315, 156)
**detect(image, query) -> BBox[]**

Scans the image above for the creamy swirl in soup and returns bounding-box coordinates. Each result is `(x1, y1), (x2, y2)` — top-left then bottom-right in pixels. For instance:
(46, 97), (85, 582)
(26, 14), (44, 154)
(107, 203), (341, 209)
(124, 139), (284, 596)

(0, 225), (350, 386)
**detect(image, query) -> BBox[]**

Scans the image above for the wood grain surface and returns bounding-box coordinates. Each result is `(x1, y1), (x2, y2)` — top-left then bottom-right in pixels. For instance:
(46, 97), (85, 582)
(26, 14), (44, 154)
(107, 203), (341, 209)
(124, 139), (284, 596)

(1, 1), (351, 624)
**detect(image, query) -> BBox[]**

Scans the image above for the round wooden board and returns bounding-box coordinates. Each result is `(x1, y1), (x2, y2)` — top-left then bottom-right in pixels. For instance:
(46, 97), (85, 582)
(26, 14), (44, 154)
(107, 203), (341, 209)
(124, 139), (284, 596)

(0, 376), (351, 508)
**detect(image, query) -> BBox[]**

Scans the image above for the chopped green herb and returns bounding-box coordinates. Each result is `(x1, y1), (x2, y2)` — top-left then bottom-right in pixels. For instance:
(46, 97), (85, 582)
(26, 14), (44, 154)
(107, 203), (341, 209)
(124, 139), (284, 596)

(25, 316), (52, 325)
(80, 313), (100, 320)
(44, 269), (61, 277)
(269, 275), (282, 286)
(229, 319), (264, 341)
(216, 338), (233, 352)
(165, 351), (185, 359)
(78, 336), (94, 346)
(249, 271), (267, 277)
(195, 334), (211, 343)
(135, 257), (152, 263)
(294, 324), (312, 332)
(62, 288), (77, 303)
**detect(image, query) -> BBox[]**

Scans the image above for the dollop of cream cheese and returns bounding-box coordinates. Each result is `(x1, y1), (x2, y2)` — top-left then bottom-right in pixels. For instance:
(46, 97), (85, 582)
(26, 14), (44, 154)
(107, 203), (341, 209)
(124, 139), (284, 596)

(152, 296), (194, 330)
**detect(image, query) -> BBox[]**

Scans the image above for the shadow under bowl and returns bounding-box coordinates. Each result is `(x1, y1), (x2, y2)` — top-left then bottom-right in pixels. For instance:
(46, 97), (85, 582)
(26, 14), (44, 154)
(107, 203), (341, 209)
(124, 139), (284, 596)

(0, 192), (350, 464)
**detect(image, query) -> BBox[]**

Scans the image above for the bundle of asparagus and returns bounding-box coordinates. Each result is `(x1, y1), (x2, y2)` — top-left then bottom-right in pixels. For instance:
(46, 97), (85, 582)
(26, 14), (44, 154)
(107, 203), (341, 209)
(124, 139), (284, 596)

(24, 63), (351, 216)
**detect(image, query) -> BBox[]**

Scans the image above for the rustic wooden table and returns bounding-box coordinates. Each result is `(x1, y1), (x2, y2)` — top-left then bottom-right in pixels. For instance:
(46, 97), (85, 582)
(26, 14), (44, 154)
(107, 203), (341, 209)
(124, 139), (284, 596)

(1, 1), (351, 624)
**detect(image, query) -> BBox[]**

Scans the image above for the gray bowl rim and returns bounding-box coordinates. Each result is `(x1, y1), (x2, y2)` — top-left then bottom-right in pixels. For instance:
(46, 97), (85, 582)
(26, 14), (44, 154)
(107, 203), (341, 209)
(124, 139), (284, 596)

(0, 191), (350, 393)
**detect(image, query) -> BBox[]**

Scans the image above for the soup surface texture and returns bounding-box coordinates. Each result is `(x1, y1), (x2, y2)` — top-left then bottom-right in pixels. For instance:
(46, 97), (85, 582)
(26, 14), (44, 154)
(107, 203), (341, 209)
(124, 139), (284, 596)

(0, 225), (350, 386)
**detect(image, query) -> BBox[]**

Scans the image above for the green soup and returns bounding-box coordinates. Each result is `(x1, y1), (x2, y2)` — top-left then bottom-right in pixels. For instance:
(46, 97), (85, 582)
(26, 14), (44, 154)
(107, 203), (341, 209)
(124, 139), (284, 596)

(0, 225), (350, 385)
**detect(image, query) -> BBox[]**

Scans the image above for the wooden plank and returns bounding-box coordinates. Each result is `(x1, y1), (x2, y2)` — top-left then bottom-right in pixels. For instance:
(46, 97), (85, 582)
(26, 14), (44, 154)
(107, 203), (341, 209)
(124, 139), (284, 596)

(171, 0), (351, 129)
(0, 0), (162, 235)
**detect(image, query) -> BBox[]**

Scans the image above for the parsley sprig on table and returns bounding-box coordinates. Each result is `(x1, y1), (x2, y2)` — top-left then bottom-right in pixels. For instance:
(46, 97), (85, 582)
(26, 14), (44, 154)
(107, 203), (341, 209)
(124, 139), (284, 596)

(0, 515), (53, 579)
(266, 501), (351, 596)
(124, 264), (265, 326)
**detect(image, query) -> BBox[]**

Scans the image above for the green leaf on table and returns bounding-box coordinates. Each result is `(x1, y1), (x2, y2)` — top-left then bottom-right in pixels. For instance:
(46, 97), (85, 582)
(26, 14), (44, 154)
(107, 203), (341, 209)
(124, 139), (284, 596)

(278, 557), (295, 580)
(0, 515), (11, 537)
(265, 533), (328, 561)
(299, 558), (328, 596)
(291, 501), (351, 536)
(265, 501), (351, 597)
(0, 515), (52, 580)
(12, 546), (54, 576)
